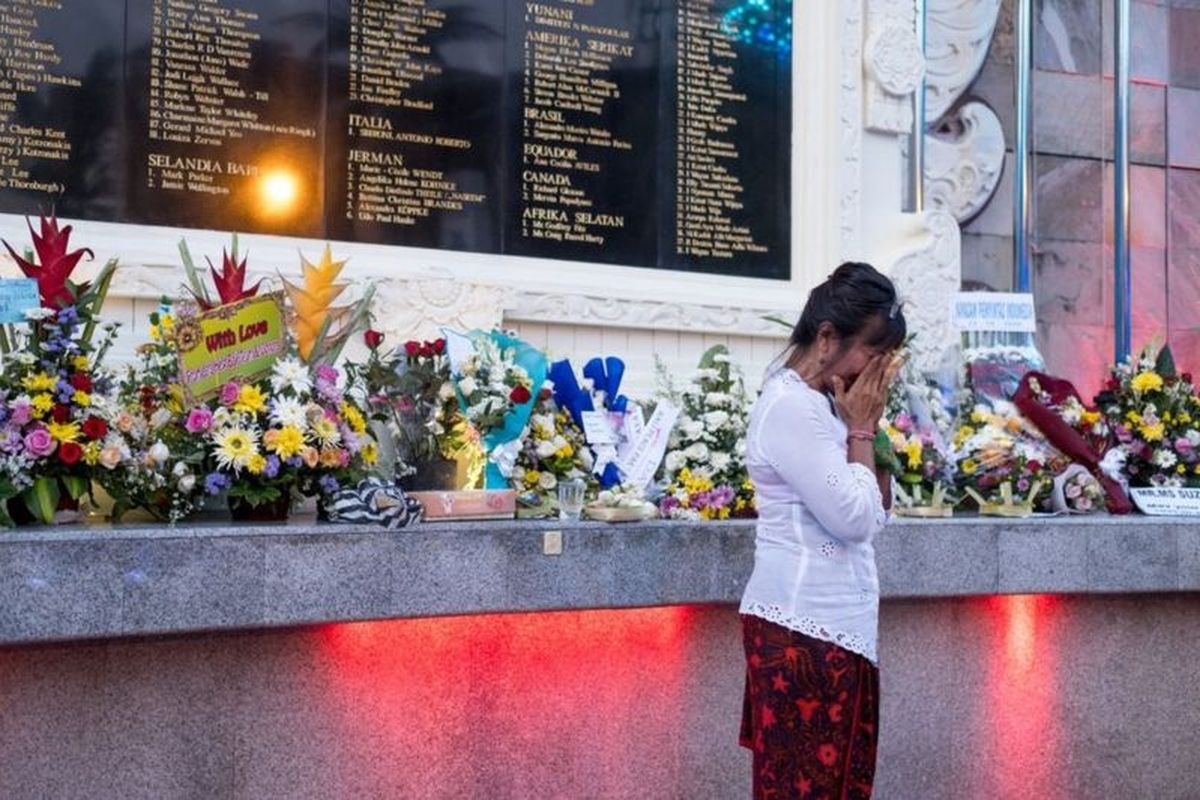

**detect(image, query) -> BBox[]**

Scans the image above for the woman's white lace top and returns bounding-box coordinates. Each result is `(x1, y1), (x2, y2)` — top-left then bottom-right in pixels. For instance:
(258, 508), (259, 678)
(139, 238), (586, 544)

(739, 369), (888, 664)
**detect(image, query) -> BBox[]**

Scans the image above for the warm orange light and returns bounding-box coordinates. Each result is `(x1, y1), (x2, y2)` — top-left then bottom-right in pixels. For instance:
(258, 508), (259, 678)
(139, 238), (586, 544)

(259, 169), (299, 215)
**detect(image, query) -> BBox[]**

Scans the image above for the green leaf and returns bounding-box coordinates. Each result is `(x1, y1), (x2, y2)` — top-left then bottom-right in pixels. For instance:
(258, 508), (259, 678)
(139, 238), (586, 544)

(178, 238), (213, 307)
(61, 475), (89, 500)
(699, 344), (730, 370)
(22, 477), (60, 524)
(874, 430), (902, 476)
(1155, 345), (1177, 380)
(0, 478), (18, 527)
(227, 482), (283, 507)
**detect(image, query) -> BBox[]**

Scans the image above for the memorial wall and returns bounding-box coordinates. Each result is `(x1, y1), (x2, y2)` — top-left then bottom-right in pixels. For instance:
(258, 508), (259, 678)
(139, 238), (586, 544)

(0, 0), (792, 279)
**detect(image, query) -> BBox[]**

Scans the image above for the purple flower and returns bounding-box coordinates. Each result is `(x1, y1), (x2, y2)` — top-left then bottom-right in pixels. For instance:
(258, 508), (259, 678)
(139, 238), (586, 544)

(287, 456), (303, 469)
(659, 495), (680, 516)
(9, 401), (31, 427)
(318, 475), (339, 494)
(264, 455), (281, 479)
(894, 412), (913, 433)
(316, 381), (343, 404)
(23, 426), (55, 458)
(204, 472), (231, 495)
(315, 364), (338, 384)
(1017, 478), (1031, 492)
(711, 485), (736, 507)
(185, 407), (214, 434)
(0, 429), (22, 453)
(1175, 437), (1194, 456)
(219, 382), (241, 406)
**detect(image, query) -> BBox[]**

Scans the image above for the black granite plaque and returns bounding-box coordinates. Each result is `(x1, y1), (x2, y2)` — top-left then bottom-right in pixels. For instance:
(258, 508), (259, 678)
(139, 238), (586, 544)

(325, 0), (505, 253)
(661, 0), (792, 279)
(124, 0), (326, 238)
(0, 0), (793, 281)
(0, 0), (125, 221)
(503, 0), (661, 266)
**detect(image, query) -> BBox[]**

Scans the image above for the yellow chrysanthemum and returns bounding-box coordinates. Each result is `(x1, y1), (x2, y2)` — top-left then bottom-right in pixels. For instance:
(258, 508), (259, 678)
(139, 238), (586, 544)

(555, 444), (574, 459)
(1125, 410), (1142, 425)
(83, 441), (101, 466)
(46, 422), (81, 443)
(953, 426), (974, 448)
(247, 454), (267, 475)
(166, 384), (185, 415)
(1081, 410), (1102, 427)
(160, 314), (175, 331)
(235, 384), (268, 415)
(1139, 422), (1165, 442)
(311, 416), (340, 446)
(524, 470), (542, 487)
(30, 393), (53, 418)
(961, 459), (979, 475)
(1177, 464), (1187, 475)
(361, 442), (378, 466)
(904, 439), (923, 469)
(72, 390), (90, 407)
(214, 428), (257, 470)
(22, 372), (56, 392)
(266, 425), (306, 459)
(1130, 371), (1164, 393)
(72, 356), (89, 371)
(341, 403), (367, 434)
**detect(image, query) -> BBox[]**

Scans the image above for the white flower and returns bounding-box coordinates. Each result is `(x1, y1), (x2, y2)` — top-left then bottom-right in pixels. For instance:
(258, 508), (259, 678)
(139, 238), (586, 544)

(711, 452), (732, 472)
(11, 352), (36, 366)
(703, 410), (730, 429)
(685, 442), (709, 462)
(539, 472), (558, 490)
(1153, 449), (1178, 469)
(683, 420), (705, 440)
(707, 392), (730, 407)
(149, 408), (173, 430)
(148, 441), (170, 464)
(172, 461), (189, 477)
(270, 358), (313, 395)
(712, 353), (732, 364)
(178, 474), (196, 493)
(532, 413), (556, 437)
(438, 381), (456, 401)
(458, 376), (478, 397)
(511, 466), (526, 483)
(23, 307), (55, 321)
(536, 440), (558, 459)
(270, 396), (308, 430)
(664, 450), (685, 472)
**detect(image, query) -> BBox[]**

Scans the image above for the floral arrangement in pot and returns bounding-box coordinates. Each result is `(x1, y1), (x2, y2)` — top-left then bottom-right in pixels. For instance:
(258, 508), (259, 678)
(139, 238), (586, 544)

(350, 332), (466, 490)
(94, 299), (207, 523)
(657, 345), (754, 520)
(879, 410), (957, 517)
(1093, 343), (1200, 489)
(172, 240), (378, 521)
(0, 214), (119, 525)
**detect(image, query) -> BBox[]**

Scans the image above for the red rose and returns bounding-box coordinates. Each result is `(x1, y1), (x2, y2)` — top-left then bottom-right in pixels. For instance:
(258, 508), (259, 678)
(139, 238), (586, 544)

(58, 442), (82, 465)
(1027, 460), (1043, 473)
(82, 416), (108, 440)
(70, 373), (92, 393)
(433, 338), (446, 354)
(52, 404), (70, 423)
(538, 387), (553, 402)
(509, 385), (532, 404)
(404, 341), (420, 357)
(364, 329), (384, 349)
(1183, 372), (1194, 385)
(420, 342), (434, 358)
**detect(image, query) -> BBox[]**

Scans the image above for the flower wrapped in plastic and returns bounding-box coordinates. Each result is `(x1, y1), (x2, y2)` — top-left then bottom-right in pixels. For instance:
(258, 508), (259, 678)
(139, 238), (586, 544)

(1093, 343), (1200, 489)
(952, 401), (1067, 516)
(547, 355), (637, 490)
(449, 330), (545, 490)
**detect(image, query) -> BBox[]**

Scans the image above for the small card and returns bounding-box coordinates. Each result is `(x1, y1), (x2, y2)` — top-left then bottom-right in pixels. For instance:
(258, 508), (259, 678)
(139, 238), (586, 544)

(581, 410), (618, 445)
(0, 279), (40, 323)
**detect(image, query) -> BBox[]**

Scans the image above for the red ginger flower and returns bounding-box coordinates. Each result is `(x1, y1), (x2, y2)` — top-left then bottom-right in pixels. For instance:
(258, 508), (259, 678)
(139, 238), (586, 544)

(1, 214), (94, 308)
(191, 249), (262, 310)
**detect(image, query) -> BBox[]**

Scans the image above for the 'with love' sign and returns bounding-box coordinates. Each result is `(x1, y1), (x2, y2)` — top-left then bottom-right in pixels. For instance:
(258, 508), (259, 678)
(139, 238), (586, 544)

(175, 293), (288, 404)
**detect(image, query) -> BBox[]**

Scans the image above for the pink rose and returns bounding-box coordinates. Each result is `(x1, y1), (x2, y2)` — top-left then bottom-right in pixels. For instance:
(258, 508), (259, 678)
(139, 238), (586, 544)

(185, 407), (214, 434)
(219, 382), (241, 406)
(23, 426), (55, 458)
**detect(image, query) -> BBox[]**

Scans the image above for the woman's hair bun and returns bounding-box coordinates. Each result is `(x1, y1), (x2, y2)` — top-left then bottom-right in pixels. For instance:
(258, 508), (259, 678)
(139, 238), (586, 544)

(789, 261), (906, 351)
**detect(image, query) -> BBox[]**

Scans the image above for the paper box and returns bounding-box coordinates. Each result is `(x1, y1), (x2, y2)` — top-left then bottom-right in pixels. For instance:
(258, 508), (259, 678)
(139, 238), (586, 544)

(408, 490), (516, 521)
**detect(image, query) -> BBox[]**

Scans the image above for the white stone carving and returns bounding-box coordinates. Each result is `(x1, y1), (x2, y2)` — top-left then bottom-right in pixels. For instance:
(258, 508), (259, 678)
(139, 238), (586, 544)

(923, 0), (1003, 123)
(925, 101), (1006, 223)
(864, 0), (926, 134)
(840, 0), (865, 259)
(372, 273), (511, 342)
(888, 209), (962, 375)
(506, 292), (791, 338)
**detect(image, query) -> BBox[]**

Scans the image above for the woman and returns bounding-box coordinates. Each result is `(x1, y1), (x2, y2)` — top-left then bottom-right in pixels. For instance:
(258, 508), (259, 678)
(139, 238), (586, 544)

(739, 262), (906, 799)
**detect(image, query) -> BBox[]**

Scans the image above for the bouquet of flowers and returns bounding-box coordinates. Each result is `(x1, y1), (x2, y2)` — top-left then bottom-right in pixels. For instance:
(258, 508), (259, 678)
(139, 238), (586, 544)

(1052, 464), (1106, 514)
(657, 345), (754, 519)
(511, 384), (593, 506)
(94, 300), (207, 523)
(450, 330), (545, 489)
(1013, 372), (1131, 514)
(952, 401), (1065, 516)
(549, 355), (637, 490)
(880, 411), (957, 517)
(0, 215), (119, 525)
(1094, 343), (1200, 488)
(351, 332), (466, 485)
(194, 357), (378, 519)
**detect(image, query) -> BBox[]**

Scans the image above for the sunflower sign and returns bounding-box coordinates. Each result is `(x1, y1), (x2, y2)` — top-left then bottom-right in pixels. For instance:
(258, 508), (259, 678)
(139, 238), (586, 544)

(175, 292), (288, 405)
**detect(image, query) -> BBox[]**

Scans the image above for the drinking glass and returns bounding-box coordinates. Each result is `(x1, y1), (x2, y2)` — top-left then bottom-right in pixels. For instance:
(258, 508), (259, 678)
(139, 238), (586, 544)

(557, 478), (586, 521)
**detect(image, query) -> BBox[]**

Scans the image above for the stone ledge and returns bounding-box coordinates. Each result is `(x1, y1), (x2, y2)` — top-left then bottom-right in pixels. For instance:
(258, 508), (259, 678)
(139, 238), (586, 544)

(0, 516), (1196, 646)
